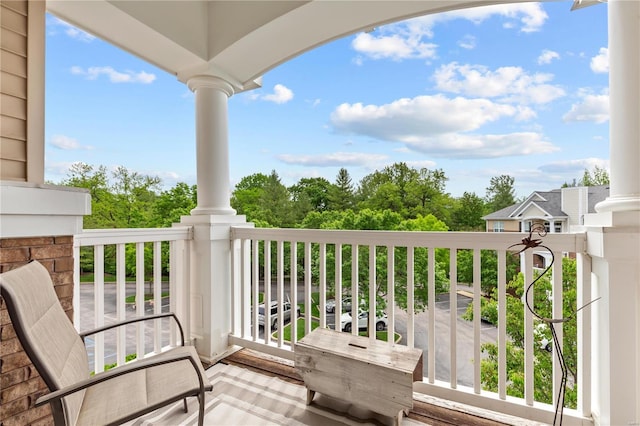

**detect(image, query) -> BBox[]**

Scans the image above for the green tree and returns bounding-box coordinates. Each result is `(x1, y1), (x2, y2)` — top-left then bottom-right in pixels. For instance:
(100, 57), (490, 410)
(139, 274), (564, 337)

(406, 168), (451, 221)
(289, 177), (332, 221)
(451, 192), (486, 231)
(258, 170), (295, 227)
(61, 162), (112, 229)
(356, 163), (453, 223)
(357, 163), (418, 216)
(393, 214), (450, 311)
(300, 209), (449, 312)
(151, 182), (197, 227)
(457, 249), (520, 295)
(485, 175), (517, 212)
(109, 166), (161, 228)
(61, 163), (163, 274)
(582, 165), (610, 186)
(231, 173), (269, 222)
(328, 168), (355, 210)
(563, 166), (610, 187)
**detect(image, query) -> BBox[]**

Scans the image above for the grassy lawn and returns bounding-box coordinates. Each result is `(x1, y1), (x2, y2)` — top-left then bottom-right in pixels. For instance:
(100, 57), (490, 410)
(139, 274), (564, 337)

(274, 318), (320, 342)
(298, 292), (321, 318)
(79, 273), (170, 284)
(125, 292), (169, 304)
(80, 273), (117, 283)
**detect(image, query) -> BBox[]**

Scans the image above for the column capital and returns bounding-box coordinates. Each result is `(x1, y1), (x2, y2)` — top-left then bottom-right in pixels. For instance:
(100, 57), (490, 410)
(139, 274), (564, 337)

(187, 75), (235, 97)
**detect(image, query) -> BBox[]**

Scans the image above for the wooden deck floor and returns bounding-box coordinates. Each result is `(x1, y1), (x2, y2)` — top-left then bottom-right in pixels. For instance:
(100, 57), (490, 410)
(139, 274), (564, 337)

(220, 348), (540, 426)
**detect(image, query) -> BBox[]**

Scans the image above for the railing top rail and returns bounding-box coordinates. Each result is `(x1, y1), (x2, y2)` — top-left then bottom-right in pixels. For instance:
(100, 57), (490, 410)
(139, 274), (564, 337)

(230, 226), (587, 253)
(75, 226), (193, 246)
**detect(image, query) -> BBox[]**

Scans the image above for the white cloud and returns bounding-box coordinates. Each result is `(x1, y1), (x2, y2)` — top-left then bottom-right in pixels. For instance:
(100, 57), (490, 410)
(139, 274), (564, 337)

(433, 62), (565, 104)
(590, 47), (609, 73)
(262, 84), (294, 104)
(71, 66), (156, 84)
(331, 95), (520, 139)
(49, 135), (93, 150)
(44, 160), (77, 182)
(537, 49), (560, 65)
(405, 160), (438, 169)
(402, 132), (558, 159)
(538, 158), (609, 174)
(562, 90), (609, 124)
(351, 32), (437, 61)
(47, 17), (95, 42)
(277, 152), (388, 167)
(330, 95), (555, 159)
(438, 3), (548, 33)
(458, 35), (476, 50)
(351, 4), (547, 62)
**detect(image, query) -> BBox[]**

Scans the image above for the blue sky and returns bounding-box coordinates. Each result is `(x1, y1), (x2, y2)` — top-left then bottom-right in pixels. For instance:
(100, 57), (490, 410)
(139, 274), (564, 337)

(44, 1), (609, 198)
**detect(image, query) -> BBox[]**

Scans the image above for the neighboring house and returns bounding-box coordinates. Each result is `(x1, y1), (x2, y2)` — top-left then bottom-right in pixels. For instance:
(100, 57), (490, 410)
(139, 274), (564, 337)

(483, 185), (609, 268)
(483, 185), (610, 234)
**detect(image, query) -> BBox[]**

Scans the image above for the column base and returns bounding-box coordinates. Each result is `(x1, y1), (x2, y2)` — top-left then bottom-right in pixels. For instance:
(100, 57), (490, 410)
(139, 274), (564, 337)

(179, 213), (249, 360)
(190, 206), (237, 216)
(584, 210), (640, 426)
(595, 196), (640, 214)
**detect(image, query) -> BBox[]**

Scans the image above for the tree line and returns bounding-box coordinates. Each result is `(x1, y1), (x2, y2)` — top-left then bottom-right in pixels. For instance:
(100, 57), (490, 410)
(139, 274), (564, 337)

(59, 161), (529, 232)
(231, 164), (519, 231)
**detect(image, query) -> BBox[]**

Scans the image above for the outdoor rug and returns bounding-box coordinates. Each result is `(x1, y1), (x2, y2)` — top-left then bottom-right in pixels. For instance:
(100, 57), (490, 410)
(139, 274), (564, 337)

(127, 362), (425, 426)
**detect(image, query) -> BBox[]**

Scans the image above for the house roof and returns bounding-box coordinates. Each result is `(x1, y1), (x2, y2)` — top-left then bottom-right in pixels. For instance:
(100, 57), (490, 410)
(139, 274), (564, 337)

(483, 185), (610, 221)
(587, 185), (610, 212)
(512, 190), (564, 218)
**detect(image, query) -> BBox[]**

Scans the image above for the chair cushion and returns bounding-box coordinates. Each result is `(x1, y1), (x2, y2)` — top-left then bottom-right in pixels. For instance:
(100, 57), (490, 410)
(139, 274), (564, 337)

(76, 346), (211, 425)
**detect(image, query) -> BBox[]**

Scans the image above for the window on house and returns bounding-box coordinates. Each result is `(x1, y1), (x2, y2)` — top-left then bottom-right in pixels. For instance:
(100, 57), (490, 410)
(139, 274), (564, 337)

(544, 221), (550, 232)
(493, 221), (504, 232)
(555, 222), (562, 233)
(523, 221), (531, 232)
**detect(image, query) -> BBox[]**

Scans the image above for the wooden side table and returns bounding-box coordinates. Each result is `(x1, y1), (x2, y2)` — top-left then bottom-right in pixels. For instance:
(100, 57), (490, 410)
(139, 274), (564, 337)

(294, 328), (423, 425)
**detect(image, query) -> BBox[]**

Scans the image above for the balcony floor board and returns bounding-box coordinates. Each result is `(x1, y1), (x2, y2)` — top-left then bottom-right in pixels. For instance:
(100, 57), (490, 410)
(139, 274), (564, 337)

(220, 348), (535, 426)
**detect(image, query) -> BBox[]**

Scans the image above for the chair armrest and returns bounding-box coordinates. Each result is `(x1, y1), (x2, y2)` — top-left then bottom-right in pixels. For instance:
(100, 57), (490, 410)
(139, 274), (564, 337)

(79, 312), (185, 345)
(35, 351), (208, 407)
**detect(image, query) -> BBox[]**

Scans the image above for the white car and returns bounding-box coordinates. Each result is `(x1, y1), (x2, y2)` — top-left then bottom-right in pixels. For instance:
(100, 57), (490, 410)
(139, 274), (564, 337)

(325, 296), (353, 313)
(257, 301), (300, 330)
(340, 310), (387, 332)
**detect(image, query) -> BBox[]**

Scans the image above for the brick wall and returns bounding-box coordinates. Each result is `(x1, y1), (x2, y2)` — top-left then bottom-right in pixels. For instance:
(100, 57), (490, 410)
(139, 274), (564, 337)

(0, 236), (74, 426)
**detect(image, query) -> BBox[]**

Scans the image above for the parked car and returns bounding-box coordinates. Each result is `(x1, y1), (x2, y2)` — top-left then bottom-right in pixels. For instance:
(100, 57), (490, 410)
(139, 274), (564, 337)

(257, 301), (300, 330)
(340, 310), (387, 332)
(325, 296), (353, 313)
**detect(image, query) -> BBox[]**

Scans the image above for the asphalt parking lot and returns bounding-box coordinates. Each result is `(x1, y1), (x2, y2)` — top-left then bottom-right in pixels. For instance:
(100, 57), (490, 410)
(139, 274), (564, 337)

(80, 282), (497, 386)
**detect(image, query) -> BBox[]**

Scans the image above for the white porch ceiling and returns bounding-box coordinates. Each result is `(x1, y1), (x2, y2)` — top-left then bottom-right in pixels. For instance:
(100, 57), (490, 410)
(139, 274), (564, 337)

(47, 0), (544, 92)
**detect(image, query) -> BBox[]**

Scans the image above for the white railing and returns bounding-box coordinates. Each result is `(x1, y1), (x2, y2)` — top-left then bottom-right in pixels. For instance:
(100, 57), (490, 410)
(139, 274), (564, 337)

(73, 227), (192, 373)
(229, 227), (592, 426)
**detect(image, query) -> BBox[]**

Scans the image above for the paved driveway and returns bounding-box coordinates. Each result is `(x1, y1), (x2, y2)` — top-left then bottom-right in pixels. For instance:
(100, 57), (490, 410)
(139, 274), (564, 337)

(81, 282), (497, 387)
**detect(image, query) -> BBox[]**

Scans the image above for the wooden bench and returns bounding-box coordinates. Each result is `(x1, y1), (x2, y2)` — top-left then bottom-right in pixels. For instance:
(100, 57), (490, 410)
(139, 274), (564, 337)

(294, 328), (423, 425)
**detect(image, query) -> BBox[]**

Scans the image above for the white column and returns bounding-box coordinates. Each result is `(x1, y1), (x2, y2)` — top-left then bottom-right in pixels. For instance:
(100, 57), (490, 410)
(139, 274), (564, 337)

(187, 75), (236, 216)
(180, 75), (252, 362)
(586, 2), (640, 425)
(595, 0), (640, 214)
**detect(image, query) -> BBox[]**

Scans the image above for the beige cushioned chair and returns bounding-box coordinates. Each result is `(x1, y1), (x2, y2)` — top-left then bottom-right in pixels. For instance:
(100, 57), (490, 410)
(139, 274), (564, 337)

(0, 260), (212, 426)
